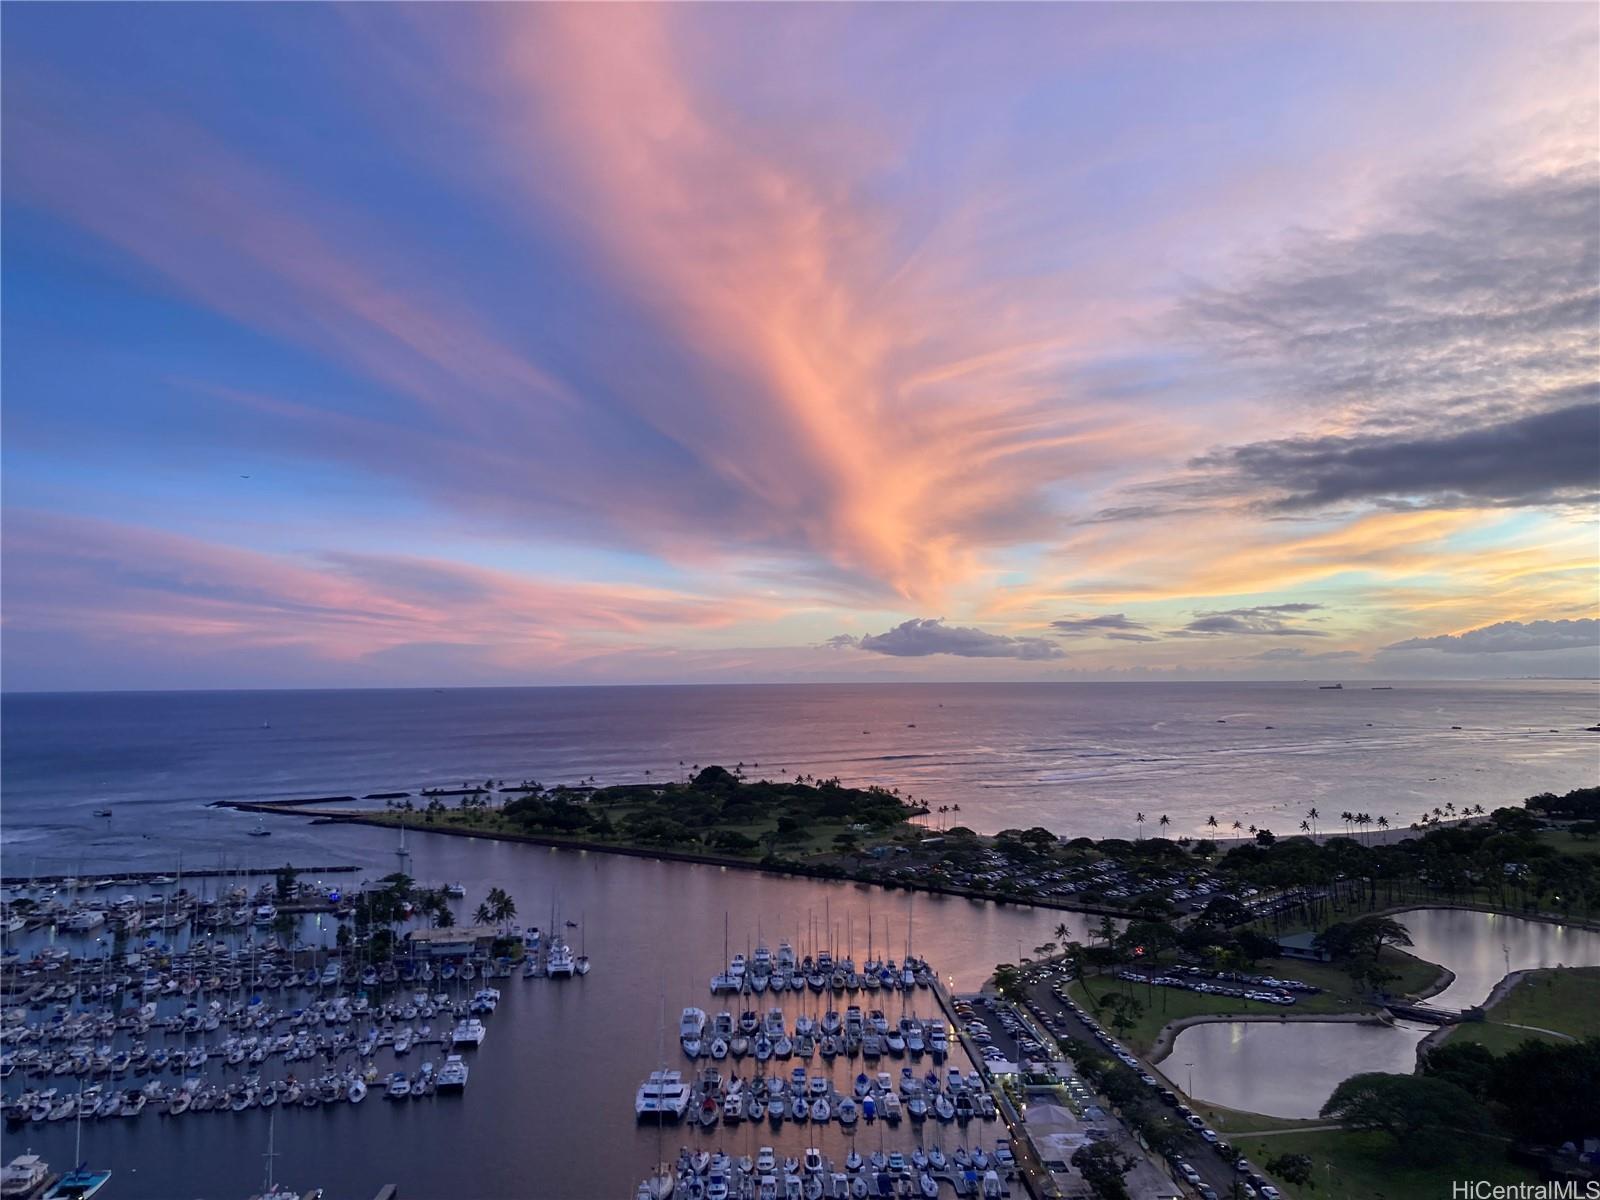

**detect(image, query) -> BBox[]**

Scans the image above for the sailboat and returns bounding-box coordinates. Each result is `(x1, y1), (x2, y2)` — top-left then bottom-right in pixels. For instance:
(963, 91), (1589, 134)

(574, 913), (591, 975)
(42, 1083), (112, 1199)
(247, 816), (272, 838)
(252, 1108), (300, 1200)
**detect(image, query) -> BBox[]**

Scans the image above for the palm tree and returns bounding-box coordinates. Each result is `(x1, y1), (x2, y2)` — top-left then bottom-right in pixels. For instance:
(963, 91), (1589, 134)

(1135, 812), (1146, 839)
(1300, 820), (1311, 834)
(1376, 815), (1389, 833)
(1307, 806), (1320, 836)
(1206, 815), (1219, 833)
(1054, 922), (1071, 944)
(474, 902), (493, 926)
(1158, 814), (1171, 834)
(1232, 820), (1243, 834)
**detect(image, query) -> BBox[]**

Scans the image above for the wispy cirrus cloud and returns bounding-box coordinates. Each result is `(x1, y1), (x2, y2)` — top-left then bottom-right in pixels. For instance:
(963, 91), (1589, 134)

(2, 511), (776, 670)
(3, 5), (1596, 688)
(1180, 163), (1600, 433)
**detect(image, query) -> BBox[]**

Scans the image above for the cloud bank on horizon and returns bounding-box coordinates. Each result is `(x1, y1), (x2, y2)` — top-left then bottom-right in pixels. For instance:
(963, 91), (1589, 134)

(2, 4), (1596, 689)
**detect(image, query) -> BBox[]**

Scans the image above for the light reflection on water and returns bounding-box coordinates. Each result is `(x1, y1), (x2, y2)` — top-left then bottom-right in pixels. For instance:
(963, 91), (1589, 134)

(6, 823), (1093, 1198)
(1173, 909), (1600, 1119)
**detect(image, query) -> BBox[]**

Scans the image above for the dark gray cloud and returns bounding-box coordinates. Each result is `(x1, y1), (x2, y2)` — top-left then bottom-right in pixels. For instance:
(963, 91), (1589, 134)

(1382, 618), (1599, 655)
(1177, 603), (1328, 637)
(1244, 647), (1361, 662)
(1103, 165), (1600, 523)
(1106, 631), (1160, 643)
(1190, 398), (1600, 511)
(838, 618), (1066, 660)
(1050, 612), (1150, 635)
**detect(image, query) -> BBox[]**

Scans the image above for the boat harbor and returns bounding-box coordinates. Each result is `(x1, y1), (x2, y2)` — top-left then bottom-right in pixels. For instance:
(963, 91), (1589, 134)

(635, 939), (1018, 1199)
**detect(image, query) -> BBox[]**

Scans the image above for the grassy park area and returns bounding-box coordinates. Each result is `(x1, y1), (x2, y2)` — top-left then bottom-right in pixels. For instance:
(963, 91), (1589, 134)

(1232, 1128), (1537, 1200)
(1066, 945), (1445, 1055)
(1445, 965), (1600, 1052)
(365, 765), (926, 865)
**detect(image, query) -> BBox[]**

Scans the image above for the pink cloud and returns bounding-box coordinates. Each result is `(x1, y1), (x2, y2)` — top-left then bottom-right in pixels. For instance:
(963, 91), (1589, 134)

(2, 511), (779, 672)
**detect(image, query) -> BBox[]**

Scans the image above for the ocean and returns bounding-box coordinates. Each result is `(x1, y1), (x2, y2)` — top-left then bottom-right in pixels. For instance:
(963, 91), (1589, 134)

(3, 681), (1596, 875)
(2, 680), (1597, 1197)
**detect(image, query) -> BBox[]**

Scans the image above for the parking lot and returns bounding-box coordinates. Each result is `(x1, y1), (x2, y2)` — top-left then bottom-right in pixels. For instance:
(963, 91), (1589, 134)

(1013, 966), (1286, 1200)
(951, 992), (1049, 1070)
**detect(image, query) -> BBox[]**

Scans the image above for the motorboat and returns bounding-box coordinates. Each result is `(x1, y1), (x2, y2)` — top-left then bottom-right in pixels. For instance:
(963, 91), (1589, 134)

(680, 1007), (707, 1057)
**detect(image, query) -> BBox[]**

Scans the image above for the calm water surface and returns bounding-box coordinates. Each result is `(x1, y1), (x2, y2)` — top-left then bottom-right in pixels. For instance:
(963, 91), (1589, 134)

(4, 682), (1597, 872)
(3, 823), (1097, 1198)
(1172, 909), (1600, 1119)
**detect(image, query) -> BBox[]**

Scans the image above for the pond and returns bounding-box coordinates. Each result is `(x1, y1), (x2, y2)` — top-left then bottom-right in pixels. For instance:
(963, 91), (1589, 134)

(1172, 908), (1600, 1119)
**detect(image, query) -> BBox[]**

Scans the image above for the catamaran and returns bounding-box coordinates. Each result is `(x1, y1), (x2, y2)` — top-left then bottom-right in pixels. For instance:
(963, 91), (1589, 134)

(450, 1018), (487, 1048)
(430, 1055), (466, 1094)
(545, 938), (575, 978)
(634, 1070), (690, 1121)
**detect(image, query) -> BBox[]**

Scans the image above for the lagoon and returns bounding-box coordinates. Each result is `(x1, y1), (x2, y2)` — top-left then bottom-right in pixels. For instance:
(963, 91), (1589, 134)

(1172, 908), (1600, 1119)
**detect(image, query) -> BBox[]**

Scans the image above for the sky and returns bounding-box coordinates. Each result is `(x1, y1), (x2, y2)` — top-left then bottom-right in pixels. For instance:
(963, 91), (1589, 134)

(3, 3), (1598, 691)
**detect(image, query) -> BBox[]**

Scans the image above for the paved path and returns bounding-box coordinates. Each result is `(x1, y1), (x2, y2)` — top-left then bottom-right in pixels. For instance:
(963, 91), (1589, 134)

(1229, 1124), (1343, 1137)
(1494, 1021), (1575, 1041)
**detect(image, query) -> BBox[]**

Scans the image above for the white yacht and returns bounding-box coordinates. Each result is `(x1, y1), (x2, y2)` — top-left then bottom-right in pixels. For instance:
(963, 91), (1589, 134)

(634, 1070), (691, 1121)
(437, 1055), (468, 1092)
(2, 1154), (49, 1198)
(545, 939), (576, 978)
(680, 1007), (707, 1055)
(450, 1018), (487, 1048)
(60, 910), (107, 933)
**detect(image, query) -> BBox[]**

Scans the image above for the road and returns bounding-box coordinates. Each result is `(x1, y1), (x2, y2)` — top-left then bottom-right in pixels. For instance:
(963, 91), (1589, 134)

(1007, 971), (1265, 1200)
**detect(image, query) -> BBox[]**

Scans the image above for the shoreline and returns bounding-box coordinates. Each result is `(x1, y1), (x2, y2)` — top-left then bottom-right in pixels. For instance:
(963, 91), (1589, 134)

(1143, 955), (1455, 1065)
(220, 801), (1146, 919)
(1147, 1009), (1393, 1066)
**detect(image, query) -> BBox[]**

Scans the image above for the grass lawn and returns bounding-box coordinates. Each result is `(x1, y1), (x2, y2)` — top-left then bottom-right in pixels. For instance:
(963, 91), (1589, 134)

(1535, 830), (1600, 859)
(1442, 1022), (1569, 1054)
(1442, 965), (1600, 1052)
(1192, 1103), (1317, 1136)
(1484, 966), (1600, 1035)
(365, 806), (863, 862)
(1068, 946), (1444, 1056)
(1237, 1128), (1536, 1200)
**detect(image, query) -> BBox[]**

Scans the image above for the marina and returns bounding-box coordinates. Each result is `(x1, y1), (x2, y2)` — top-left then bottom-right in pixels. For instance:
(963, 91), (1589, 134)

(633, 941), (1019, 1198)
(0, 820), (1089, 1198)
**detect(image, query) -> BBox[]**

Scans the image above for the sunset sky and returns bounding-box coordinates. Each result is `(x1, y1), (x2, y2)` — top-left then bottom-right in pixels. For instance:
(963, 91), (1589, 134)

(4, 3), (1597, 690)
